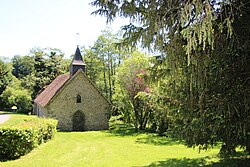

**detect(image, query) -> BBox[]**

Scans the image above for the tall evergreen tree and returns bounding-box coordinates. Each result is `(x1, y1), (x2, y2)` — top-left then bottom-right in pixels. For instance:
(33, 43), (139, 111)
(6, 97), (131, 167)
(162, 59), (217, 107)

(12, 55), (34, 79)
(91, 0), (250, 154)
(30, 47), (65, 98)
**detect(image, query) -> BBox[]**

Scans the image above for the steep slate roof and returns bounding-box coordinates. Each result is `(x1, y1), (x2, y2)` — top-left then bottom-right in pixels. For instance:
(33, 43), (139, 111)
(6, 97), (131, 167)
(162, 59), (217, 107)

(71, 46), (86, 66)
(34, 74), (70, 107)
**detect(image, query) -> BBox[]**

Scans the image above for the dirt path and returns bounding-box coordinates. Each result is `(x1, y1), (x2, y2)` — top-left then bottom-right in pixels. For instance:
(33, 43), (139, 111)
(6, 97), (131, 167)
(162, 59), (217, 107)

(0, 114), (11, 124)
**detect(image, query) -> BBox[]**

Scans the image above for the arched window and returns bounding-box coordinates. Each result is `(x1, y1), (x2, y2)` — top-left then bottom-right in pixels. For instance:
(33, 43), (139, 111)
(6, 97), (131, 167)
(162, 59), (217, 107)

(76, 95), (81, 103)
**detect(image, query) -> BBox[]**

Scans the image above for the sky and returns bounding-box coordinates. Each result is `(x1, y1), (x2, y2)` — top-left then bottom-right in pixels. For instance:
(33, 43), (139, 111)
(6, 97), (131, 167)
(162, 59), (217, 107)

(0, 0), (128, 59)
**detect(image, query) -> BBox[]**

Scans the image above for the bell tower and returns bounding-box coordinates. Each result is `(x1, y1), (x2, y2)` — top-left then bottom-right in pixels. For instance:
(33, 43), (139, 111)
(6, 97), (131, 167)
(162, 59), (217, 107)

(70, 45), (86, 76)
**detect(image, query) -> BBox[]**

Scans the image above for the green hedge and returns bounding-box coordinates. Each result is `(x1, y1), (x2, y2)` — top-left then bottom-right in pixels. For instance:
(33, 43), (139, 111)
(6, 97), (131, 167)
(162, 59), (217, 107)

(0, 118), (57, 160)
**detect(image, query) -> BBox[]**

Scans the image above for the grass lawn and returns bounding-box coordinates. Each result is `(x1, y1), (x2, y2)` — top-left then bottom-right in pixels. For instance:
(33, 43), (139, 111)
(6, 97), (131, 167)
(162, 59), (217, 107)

(0, 111), (37, 126)
(0, 113), (249, 167)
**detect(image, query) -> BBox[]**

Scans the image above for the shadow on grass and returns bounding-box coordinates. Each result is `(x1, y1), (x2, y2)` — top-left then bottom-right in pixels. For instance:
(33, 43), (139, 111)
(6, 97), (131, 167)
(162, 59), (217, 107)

(135, 134), (183, 146)
(142, 157), (207, 167)
(107, 122), (141, 136)
(107, 122), (182, 146)
(142, 156), (250, 167)
(206, 156), (250, 167)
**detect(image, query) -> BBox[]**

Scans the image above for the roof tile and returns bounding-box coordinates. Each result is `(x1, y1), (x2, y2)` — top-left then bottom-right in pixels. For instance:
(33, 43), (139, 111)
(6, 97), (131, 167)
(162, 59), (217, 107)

(34, 73), (70, 107)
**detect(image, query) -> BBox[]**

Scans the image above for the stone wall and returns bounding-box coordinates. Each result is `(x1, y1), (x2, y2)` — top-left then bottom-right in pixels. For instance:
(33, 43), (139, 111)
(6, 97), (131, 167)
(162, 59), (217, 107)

(33, 103), (47, 117)
(44, 71), (109, 131)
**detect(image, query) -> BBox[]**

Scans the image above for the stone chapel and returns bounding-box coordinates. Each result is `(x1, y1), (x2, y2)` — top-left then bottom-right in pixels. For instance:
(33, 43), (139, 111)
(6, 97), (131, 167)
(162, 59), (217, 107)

(33, 46), (109, 131)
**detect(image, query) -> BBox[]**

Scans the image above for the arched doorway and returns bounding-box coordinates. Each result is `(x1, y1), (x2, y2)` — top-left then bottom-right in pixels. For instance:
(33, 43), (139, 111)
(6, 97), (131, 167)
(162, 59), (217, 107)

(72, 111), (85, 131)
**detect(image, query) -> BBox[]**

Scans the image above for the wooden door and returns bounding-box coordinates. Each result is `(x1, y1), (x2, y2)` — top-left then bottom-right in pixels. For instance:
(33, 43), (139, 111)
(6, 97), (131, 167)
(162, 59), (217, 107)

(73, 111), (85, 131)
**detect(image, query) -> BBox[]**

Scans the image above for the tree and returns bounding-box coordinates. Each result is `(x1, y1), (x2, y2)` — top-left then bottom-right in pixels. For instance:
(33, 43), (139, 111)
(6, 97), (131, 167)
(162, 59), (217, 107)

(1, 47), (68, 113)
(91, 0), (227, 55)
(83, 47), (103, 86)
(12, 55), (34, 79)
(84, 29), (131, 103)
(91, 0), (250, 155)
(0, 58), (12, 109)
(1, 77), (32, 114)
(30, 47), (65, 97)
(114, 50), (150, 130)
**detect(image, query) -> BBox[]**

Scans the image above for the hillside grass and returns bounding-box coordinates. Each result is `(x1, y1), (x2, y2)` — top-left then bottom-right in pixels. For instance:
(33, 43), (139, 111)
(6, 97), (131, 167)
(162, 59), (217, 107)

(0, 113), (249, 167)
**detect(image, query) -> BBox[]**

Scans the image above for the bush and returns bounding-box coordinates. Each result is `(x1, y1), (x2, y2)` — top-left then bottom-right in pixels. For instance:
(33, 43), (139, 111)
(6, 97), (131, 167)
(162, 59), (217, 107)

(0, 118), (57, 160)
(0, 128), (36, 160)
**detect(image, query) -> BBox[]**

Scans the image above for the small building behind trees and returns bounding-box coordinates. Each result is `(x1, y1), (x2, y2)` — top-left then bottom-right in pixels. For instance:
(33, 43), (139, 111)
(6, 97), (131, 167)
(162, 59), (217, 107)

(33, 46), (109, 131)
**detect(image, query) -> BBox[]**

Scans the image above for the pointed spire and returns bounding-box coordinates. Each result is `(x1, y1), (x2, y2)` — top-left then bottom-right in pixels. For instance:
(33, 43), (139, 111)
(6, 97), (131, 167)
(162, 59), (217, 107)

(73, 45), (83, 62)
(70, 46), (86, 76)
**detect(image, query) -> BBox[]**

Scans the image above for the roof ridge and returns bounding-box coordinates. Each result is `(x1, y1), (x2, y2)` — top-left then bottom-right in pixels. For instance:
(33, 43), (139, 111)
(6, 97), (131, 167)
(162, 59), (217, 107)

(34, 73), (70, 107)
(45, 69), (110, 107)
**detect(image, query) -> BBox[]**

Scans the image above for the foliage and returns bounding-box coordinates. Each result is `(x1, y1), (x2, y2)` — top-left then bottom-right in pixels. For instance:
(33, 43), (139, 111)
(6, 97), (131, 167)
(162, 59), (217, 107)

(91, 0), (250, 155)
(0, 58), (12, 109)
(136, 89), (173, 136)
(0, 48), (66, 161)
(12, 55), (34, 79)
(1, 77), (32, 113)
(30, 47), (65, 97)
(0, 47), (69, 113)
(60, 58), (71, 75)
(0, 127), (37, 160)
(83, 29), (131, 103)
(168, 2), (250, 155)
(83, 46), (103, 86)
(114, 50), (150, 130)
(90, 0), (231, 55)
(0, 116), (58, 161)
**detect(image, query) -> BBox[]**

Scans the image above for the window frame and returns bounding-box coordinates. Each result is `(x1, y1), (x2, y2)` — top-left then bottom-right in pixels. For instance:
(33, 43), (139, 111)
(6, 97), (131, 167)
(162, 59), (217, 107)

(76, 94), (81, 103)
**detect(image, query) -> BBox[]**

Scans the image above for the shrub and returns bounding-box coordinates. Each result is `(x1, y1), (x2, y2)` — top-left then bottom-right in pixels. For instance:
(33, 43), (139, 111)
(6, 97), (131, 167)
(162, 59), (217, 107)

(0, 128), (36, 160)
(0, 118), (57, 160)
(18, 118), (58, 144)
